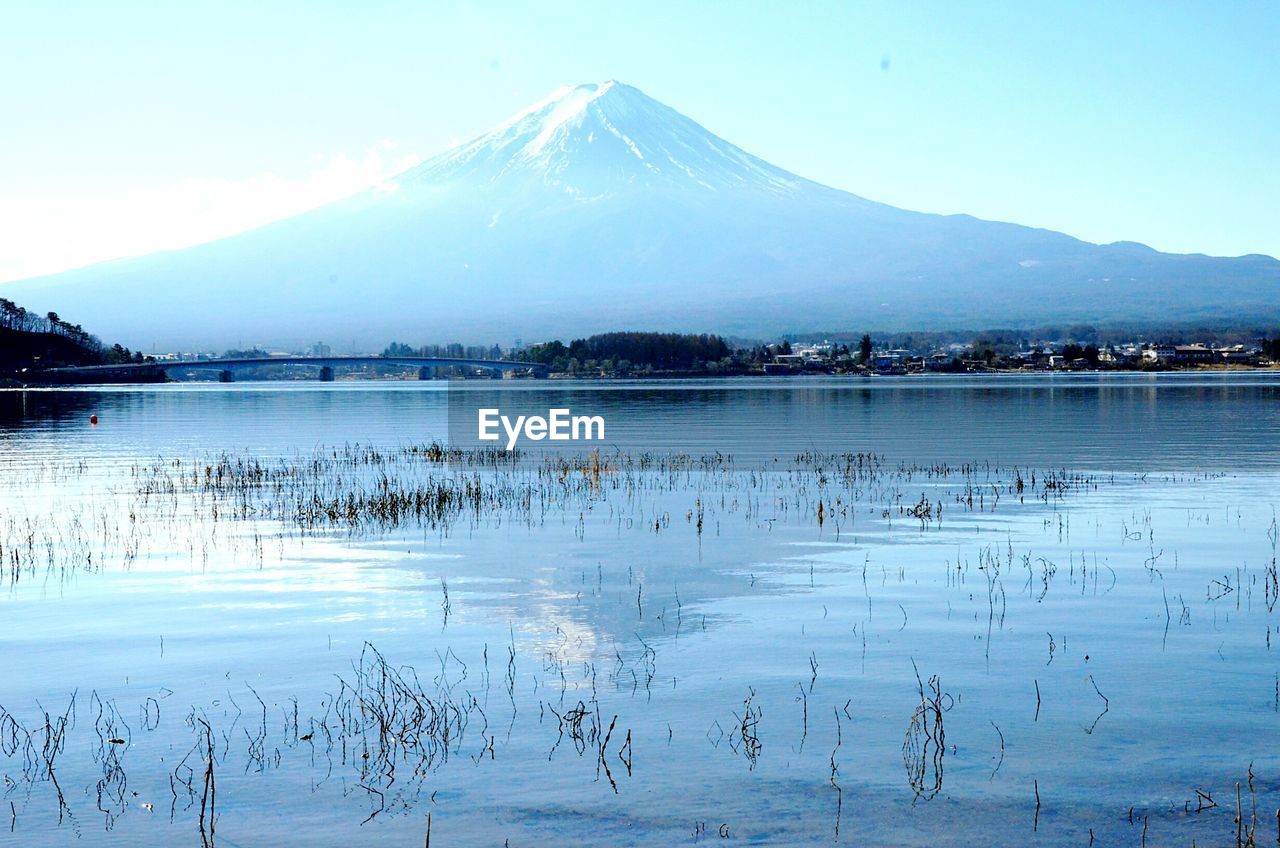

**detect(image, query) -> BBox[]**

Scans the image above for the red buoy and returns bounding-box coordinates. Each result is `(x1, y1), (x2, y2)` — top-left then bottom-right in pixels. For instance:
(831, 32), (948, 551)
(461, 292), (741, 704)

(90, 414), (98, 425)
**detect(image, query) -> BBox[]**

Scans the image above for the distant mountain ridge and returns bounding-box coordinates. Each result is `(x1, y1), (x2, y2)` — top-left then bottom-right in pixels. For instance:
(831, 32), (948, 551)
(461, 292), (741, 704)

(5, 80), (1278, 349)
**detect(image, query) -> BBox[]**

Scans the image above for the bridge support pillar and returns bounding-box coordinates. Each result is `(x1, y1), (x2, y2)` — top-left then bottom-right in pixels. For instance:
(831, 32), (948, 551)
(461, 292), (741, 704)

(319, 366), (335, 382)
(418, 366), (434, 381)
(218, 370), (234, 383)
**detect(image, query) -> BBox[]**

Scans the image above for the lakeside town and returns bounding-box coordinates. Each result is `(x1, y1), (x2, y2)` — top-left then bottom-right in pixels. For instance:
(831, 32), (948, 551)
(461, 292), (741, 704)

(759, 337), (1279, 375)
(133, 334), (1280, 380)
(4, 293), (1279, 383)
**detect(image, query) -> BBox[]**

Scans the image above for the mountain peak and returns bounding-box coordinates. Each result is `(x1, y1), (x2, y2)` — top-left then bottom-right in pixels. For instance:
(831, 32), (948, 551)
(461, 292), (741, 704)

(399, 81), (808, 196)
(13, 78), (1276, 351)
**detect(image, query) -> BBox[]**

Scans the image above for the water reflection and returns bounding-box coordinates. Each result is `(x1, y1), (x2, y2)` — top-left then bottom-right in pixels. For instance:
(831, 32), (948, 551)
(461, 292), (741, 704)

(1, 378), (1279, 846)
(3, 374), (1278, 470)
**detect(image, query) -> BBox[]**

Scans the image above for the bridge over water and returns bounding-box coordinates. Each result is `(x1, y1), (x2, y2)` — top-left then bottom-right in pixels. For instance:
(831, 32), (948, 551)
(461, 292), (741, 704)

(36, 355), (547, 383)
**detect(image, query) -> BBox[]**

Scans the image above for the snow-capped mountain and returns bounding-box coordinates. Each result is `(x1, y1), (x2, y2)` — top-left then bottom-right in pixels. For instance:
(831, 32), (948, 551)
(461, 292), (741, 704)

(403, 81), (808, 196)
(6, 81), (1278, 348)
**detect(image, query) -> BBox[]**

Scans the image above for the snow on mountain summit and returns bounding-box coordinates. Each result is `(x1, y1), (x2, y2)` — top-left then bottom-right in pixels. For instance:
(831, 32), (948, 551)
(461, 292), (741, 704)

(400, 81), (807, 195)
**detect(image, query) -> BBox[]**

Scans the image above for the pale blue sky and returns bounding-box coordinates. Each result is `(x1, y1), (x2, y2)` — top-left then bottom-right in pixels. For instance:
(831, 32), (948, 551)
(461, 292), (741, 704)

(2, 0), (1276, 281)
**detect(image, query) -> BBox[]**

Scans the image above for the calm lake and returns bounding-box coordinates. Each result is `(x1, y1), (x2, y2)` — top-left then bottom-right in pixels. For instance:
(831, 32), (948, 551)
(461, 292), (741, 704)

(1, 374), (1278, 846)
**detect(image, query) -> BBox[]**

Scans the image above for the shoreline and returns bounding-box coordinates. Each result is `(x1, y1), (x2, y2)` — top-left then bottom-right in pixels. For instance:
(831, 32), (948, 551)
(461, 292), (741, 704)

(6, 364), (1280, 390)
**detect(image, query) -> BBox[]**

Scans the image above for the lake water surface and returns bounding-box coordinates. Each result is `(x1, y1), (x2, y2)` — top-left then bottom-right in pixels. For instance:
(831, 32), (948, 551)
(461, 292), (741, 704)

(1, 375), (1278, 846)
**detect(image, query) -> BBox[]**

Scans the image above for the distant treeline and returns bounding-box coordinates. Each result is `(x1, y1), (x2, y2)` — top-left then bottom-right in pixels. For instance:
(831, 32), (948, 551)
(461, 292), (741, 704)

(382, 341), (505, 361)
(0, 297), (147, 375)
(221, 348), (271, 359)
(517, 332), (733, 373)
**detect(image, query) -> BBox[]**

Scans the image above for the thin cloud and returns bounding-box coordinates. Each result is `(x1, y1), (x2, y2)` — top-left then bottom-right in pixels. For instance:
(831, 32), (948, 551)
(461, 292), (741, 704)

(0, 143), (422, 283)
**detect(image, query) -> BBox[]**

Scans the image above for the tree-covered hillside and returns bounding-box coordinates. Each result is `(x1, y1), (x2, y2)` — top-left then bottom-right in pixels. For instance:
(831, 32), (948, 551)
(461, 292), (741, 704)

(0, 297), (147, 376)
